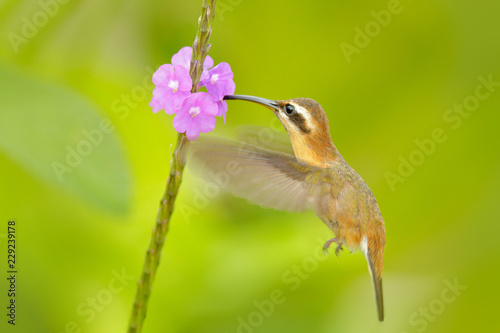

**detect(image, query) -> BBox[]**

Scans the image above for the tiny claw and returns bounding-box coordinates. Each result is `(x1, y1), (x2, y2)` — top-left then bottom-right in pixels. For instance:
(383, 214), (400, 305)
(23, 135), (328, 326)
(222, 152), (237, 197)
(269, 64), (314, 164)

(323, 238), (335, 255)
(323, 237), (343, 257)
(335, 244), (344, 257)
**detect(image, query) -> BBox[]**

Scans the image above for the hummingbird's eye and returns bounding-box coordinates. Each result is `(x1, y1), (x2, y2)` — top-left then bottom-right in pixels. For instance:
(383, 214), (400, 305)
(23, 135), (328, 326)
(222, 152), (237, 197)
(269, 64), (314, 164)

(284, 104), (296, 115)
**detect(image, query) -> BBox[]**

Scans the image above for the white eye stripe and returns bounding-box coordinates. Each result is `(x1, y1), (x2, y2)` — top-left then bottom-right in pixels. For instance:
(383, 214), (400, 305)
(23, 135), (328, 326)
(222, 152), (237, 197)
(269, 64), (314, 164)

(279, 103), (315, 134)
(290, 104), (311, 121)
(291, 103), (314, 128)
(295, 105), (308, 117)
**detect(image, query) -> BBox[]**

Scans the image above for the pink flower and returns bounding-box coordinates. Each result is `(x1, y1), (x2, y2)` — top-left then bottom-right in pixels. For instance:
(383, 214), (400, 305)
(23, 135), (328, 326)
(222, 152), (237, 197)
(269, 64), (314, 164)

(149, 46), (236, 139)
(216, 100), (229, 123)
(150, 64), (192, 114)
(200, 62), (235, 102)
(173, 92), (218, 141)
(171, 46), (214, 73)
(199, 63), (235, 121)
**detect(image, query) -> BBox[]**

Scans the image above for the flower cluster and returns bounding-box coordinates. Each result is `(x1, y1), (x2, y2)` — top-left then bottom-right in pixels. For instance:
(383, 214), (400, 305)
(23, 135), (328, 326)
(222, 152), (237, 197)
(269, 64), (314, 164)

(150, 46), (235, 140)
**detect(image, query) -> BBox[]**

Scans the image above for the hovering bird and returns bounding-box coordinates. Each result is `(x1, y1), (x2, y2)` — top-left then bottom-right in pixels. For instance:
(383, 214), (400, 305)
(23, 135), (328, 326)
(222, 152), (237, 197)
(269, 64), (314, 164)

(189, 95), (386, 321)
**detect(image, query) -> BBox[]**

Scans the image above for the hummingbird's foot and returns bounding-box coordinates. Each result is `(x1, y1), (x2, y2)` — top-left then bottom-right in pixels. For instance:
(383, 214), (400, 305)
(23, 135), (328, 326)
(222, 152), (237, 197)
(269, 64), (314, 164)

(323, 238), (344, 257)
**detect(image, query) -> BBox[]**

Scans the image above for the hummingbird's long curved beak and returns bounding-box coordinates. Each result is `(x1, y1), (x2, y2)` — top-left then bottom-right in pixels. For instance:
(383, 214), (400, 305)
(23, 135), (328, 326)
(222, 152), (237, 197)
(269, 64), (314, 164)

(223, 95), (279, 111)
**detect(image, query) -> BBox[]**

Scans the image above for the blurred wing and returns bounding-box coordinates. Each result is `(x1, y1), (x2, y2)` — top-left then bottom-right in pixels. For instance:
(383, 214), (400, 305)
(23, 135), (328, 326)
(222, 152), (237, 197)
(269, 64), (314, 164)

(188, 137), (326, 212)
(234, 125), (295, 155)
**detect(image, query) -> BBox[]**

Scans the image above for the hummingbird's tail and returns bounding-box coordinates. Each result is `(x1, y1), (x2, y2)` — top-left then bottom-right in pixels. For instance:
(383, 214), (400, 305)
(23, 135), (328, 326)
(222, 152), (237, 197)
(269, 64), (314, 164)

(361, 236), (384, 321)
(371, 272), (384, 322)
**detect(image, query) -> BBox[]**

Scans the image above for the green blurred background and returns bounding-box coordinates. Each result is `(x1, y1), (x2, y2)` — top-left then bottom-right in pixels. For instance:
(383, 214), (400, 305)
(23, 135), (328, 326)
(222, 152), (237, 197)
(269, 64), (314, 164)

(1, 0), (499, 332)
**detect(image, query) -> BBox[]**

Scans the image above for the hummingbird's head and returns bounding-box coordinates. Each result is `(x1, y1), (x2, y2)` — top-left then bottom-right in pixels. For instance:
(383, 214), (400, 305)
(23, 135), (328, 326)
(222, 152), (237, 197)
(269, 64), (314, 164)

(274, 98), (330, 137)
(224, 95), (339, 166)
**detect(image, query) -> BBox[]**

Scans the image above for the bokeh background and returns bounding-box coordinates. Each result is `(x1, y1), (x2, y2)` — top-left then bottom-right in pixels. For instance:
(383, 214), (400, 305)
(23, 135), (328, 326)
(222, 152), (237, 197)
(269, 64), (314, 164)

(1, 0), (499, 332)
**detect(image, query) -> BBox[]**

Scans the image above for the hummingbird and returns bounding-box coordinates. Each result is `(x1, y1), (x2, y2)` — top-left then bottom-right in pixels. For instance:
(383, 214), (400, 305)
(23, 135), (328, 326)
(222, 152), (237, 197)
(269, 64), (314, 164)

(189, 95), (386, 321)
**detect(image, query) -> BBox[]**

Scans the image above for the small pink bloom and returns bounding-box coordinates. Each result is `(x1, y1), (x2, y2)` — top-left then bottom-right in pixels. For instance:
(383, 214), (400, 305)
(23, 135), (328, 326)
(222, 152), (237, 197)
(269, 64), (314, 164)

(173, 92), (218, 141)
(149, 64), (192, 114)
(200, 62), (235, 102)
(171, 46), (214, 73)
(216, 100), (228, 123)
(150, 47), (235, 139)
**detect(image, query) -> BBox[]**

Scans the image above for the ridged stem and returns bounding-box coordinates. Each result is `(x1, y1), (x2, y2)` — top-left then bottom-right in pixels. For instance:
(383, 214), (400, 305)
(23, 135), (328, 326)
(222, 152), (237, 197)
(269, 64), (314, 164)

(127, 1), (217, 332)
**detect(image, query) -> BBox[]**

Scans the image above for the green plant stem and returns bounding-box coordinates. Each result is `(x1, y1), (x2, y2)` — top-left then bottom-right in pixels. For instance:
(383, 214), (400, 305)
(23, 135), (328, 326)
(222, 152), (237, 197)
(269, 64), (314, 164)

(127, 1), (217, 332)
